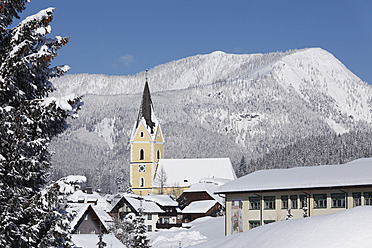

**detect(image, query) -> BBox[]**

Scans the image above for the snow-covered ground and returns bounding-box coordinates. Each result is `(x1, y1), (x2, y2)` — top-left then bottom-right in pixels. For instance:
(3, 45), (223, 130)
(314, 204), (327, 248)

(149, 207), (372, 248)
(190, 206), (372, 248)
(148, 216), (224, 248)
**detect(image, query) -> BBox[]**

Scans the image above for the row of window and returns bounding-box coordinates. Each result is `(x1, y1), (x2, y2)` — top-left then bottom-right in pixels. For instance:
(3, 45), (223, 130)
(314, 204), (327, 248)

(138, 149), (161, 161)
(139, 131), (161, 139)
(247, 192), (372, 210)
(249, 220), (275, 229)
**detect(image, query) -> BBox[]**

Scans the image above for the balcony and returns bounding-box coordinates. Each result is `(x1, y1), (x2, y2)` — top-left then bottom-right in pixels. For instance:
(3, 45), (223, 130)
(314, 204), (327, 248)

(156, 222), (182, 229)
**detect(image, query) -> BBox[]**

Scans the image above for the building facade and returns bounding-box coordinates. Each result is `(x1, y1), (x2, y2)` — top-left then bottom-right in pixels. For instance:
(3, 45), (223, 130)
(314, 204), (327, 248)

(216, 158), (372, 235)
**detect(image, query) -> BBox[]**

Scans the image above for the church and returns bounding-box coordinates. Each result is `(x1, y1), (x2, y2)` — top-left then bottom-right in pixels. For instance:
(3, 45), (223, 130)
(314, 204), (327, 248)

(129, 77), (236, 196)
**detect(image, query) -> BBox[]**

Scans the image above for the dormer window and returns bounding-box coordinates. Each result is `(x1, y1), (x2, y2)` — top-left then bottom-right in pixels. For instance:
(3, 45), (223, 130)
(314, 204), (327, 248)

(140, 131), (144, 138)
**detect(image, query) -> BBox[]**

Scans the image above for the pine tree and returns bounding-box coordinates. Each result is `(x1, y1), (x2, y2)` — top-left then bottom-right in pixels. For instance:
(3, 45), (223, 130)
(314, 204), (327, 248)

(0, 1), (80, 247)
(131, 208), (151, 248)
(237, 155), (247, 177)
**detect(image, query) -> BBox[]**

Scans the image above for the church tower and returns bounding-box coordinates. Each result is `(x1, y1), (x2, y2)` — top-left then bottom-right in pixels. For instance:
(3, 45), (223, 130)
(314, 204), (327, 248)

(130, 76), (164, 195)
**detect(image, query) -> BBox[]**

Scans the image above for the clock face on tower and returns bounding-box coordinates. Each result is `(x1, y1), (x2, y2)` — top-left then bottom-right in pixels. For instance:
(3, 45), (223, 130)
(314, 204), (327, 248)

(139, 164), (146, 172)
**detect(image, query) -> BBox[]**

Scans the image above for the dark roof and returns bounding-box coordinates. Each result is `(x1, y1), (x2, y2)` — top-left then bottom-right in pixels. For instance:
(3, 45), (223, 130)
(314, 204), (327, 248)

(136, 81), (156, 133)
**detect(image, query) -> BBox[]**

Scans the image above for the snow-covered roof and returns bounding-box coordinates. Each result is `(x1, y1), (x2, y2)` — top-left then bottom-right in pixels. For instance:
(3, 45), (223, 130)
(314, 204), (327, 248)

(154, 158), (236, 188)
(68, 204), (114, 232)
(124, 195), (165, 214)
(56, 175), (86, 195)
(182, 200), (218, 214)
(66, 190), (113, 212)
(144, 195), (178, 207)
(72, 234), (125, 248)
(92, 206), (114, 231)
(184, 179), (228, 206)
(69, 204), (90, 231)
(217, 157), (372, 194)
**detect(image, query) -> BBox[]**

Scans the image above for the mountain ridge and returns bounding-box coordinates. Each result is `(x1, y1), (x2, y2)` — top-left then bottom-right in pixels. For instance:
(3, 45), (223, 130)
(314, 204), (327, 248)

(49, 48), (372, 192)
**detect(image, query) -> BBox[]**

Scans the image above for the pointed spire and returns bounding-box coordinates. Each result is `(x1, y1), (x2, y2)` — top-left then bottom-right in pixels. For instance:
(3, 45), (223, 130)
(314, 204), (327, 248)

(136, 70), (156, 133)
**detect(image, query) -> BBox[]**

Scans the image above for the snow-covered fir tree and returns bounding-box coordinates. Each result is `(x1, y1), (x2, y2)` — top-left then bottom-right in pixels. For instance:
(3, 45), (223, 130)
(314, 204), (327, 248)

(131, 208), (151, 248)
(0, 1), (81, 247)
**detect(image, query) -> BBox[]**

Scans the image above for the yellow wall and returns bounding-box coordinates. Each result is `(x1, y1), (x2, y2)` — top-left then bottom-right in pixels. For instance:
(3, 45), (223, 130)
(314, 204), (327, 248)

(224, 186), (372, 236)
(155, 126), (163, 143)
(132, 143), (152, 162)
(130, 121), (164, 196)
(133, 124), (151, 142)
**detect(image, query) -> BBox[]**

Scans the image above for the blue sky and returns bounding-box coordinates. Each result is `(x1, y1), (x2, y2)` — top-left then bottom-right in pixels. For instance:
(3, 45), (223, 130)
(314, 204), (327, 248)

(18, 0), (372, 83)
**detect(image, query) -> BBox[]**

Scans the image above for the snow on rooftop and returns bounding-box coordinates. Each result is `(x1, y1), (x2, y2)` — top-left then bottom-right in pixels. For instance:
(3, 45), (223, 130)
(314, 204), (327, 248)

(184, 180), (227, 206)
(72, 234), (125, 248)
(217, 157), (372, 194)
(182, 200), (217, 214)
(124, 195), (165, 213)
(69, 204), (90, 231)
(144, 195), (178, 207)
(155, 158), (236, 188)
(190, 206), (372, 248)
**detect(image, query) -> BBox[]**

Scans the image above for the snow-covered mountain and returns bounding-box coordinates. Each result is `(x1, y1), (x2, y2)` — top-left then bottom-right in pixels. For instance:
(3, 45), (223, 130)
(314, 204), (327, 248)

(50, 48), (372, 192)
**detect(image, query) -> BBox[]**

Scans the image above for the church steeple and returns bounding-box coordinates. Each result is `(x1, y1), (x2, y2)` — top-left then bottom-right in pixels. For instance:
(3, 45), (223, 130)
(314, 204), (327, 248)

(136, 78), (156, 133)
(130, 70), (164, 196)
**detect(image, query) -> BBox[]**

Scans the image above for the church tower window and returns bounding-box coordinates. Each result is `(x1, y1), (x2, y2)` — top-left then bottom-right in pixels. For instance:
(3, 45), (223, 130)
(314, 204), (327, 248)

(139, 149), (144, 160)
(140, 131), (144, 138)
(140, 177), (145, 188)
(157, 150), (161, 160)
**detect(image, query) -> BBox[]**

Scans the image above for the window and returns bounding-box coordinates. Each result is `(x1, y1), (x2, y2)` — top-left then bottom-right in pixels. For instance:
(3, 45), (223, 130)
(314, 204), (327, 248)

(300, 195), (307, 209)
(264, 220), (275, 224)
(290, 195), (298, 209)
(147, 225), (152, 232)
(140, 177), (144, 188)
(84, 214), (88, 221)
(331, 193), (345, 208)
(148, 214), (152, 220)
(353, 192), (361, 207)
(140, 131), (144, 138)
(365, 192), (372, 206)
(157, 150), (161, 160)
(249, 221), (261, 229)
(164, 218), (170, 224)
(139, 149), (144, 160)
(281, 195), (288, 209)
(249, 197), (261, 210)
(313, 194), (327, 208)
(264, 196), (275, 209)
(139, 164), (146, 172)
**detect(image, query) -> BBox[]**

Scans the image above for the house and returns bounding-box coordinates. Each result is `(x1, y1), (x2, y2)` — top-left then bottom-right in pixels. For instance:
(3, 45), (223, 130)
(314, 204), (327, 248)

(182, 200), (221, 222)
(216, 157), (372, 235)
(109, 194), (181, 232)
(70, 204), (113, 234)
(177, 178), (228, 222)
(129, 78), (236, 196)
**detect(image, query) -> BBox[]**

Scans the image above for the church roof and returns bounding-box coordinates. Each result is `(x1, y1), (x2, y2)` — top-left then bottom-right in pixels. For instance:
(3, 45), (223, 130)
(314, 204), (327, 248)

(154, 158), (237, 188)
(135, 81), (157, 134)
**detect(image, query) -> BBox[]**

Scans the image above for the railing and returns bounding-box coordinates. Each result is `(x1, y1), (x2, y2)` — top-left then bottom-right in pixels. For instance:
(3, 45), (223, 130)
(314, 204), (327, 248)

(156, 223), (182, 229)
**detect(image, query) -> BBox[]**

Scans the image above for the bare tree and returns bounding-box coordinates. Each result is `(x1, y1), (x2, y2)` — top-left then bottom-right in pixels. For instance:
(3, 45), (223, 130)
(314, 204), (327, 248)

(154, 166), (168, 194)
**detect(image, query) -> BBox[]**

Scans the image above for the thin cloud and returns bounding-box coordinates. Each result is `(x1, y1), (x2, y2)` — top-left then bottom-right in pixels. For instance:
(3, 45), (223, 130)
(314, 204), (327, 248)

(119, 54), (134, 65)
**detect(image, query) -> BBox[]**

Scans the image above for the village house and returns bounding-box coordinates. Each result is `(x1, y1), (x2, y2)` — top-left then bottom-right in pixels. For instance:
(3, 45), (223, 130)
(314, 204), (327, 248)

(216, 157), (372, 235)
(177, 178), (228, 222)
(70, 204), (113, 234)
(109, 194), (182, 232)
